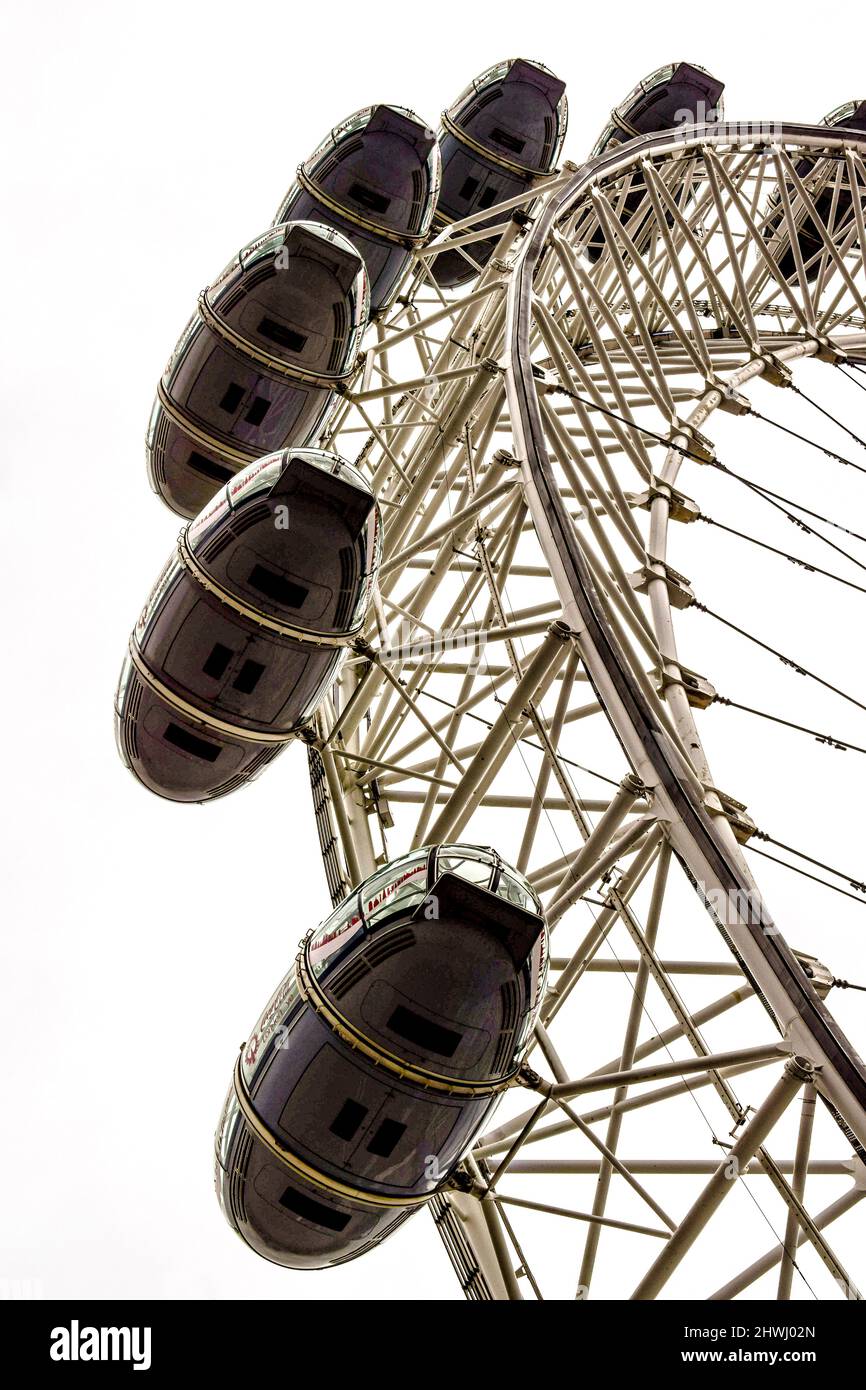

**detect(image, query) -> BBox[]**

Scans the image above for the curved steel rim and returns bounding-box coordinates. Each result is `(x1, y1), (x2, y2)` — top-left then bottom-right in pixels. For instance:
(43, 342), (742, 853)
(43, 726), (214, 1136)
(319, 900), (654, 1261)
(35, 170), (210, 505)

(504, 121), (866, 1157)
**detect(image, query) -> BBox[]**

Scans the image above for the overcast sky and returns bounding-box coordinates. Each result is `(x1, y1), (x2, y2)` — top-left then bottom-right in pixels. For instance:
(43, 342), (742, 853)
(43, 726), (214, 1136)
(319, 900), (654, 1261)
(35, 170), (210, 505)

(2, 0), (865, 1301)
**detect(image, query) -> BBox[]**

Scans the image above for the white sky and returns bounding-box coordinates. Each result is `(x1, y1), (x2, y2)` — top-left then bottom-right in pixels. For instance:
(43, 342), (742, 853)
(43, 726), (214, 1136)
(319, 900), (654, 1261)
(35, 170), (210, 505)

(2, 0), (866, 1301)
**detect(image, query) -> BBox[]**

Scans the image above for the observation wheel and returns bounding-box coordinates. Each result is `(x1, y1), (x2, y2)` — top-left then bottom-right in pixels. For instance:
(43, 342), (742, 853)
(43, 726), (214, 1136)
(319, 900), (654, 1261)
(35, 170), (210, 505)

(305, 121), (866, 1299)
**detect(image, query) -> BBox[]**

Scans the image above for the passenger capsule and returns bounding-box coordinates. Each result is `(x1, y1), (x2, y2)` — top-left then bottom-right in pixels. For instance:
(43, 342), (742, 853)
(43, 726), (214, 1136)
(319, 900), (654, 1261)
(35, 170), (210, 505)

(214, 845), (547, 1268)
(146, 223), (368, 518)
(585, 61), (725, 263)
(273, 106), (440, 316)
(115, 448), (380, 803)
(763, 100), (866, 284)
(430, 59), (567, 288)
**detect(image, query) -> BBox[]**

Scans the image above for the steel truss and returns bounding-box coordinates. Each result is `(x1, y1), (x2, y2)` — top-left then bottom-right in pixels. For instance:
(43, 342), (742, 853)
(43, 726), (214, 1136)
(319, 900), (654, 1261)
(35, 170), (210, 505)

(300, 123), (866, 1298)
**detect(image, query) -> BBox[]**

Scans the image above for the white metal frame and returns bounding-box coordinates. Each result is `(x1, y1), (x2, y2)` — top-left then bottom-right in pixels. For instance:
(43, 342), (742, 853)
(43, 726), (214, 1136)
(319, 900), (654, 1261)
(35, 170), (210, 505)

(300, 123), (866, 1299)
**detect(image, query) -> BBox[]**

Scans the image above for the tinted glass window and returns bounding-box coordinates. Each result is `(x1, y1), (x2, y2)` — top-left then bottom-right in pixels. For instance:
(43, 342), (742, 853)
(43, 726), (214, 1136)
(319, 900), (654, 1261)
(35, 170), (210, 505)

(362, 853), (430, 929)
(436, 848), (494, 890)
(496, 867), (538, 913)
(308, 899), (364, 977)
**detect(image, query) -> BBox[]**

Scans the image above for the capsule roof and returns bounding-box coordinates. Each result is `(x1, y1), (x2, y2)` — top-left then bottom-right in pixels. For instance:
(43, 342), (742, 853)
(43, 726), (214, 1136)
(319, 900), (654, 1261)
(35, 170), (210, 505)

(206, 219), (370, 370)
(444, 57), (568, 176)
(306, 843), (544, 977)
(299, 104), (441, 239)
(591, 60), (725, 156)
(822, 99), (866, 132)
(188, 445), (376, 542)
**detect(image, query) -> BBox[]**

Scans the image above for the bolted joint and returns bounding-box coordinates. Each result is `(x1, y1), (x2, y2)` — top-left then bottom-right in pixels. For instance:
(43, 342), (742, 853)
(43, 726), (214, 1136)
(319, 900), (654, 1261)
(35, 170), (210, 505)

(621, 771), (649, 799)
(547, 618), (576, 643)
(351, 635), (375, 660)
(794, 951), (834, 999)
(628, 480), (700, 523)
(811, 337), (847, 364)
(754, 352), (793, 388)
(785, 1055), (817, 1085)
(363, 776), (393, 826)
(445, 1166), (475, 1195)
(704, 786), (757, 844)
(630, 559), (695, 609)
(516, 1063), (550, 1094)
(658, 663), (717, 709)
(714, 385), (751, 416)
(669, 420), (716, 463)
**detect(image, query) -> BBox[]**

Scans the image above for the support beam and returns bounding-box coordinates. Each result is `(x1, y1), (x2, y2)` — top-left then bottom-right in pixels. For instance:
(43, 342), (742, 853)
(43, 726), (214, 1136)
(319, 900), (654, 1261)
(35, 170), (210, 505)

(631, 1057), (813, 1300)
(710, 1186), (866, 1300)
(426, 623), (571, 842)
(495, 1193), (669, 1240)
(548, 773), (646, 908)
(578, 842), (670, 1294)
(777, 1084), (818, 1300)
(549, 1042), (787, 1103)
(504, 1159), (853, 1176)
(546, 814), (657, 927)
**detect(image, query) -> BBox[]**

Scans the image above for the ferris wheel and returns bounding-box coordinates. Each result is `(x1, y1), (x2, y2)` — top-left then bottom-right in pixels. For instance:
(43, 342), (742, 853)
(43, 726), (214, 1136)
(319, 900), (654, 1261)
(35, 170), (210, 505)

(116, 59), (866, 1299)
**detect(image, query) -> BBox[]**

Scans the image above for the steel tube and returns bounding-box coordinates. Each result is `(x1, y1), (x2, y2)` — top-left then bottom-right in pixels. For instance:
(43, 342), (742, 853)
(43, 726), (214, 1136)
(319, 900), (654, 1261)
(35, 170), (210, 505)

(631, 1057), (813, 1300)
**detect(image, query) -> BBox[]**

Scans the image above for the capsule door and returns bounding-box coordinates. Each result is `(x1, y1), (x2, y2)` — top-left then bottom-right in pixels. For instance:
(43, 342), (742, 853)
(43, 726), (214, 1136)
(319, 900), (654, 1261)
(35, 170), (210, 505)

(147, 223), (368, 517)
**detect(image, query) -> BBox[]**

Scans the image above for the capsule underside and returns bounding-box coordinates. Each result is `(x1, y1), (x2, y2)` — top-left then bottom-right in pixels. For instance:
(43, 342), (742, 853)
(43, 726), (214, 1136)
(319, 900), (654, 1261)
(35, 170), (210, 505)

(274, 105), (439, 314)
(117, 451), (378, 802)
(147, 224), (367, 518)
(764, 101), (866, 284)
(216, 1091), (412, 1269)
(432, 59), (567, 287)
(216, 856), (546, 1266)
